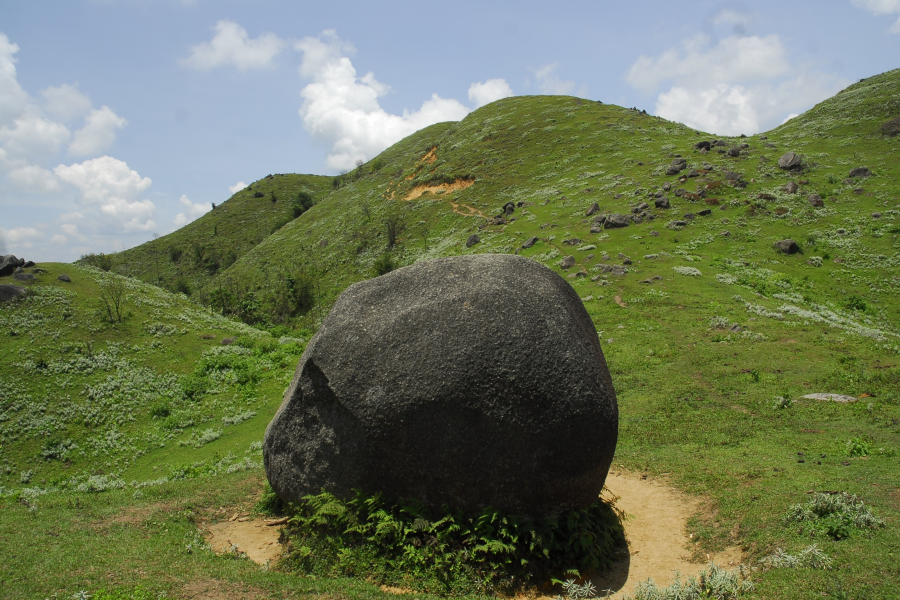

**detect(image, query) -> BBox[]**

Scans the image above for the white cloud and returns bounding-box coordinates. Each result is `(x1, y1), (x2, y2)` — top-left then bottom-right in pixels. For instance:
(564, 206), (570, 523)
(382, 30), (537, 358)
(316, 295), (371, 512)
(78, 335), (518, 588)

(51, 234), (67, 245)
(627, 31), (849, 135)
(852, 0), (900, 33)
(181, 20), (286, 71)
(229, 181), (247, 194)
(533, 63), (576, 95)
(0, 111), (71, 163)
(0, 33), (29, 125)
(55, 156), (156, 232)
(68, 106), (127, 157)
(173, 194), (211, 227)
(6, 164), (61, 193)
(468, 79), (514, 108)
(295, 30), (471, 171)
(626, 34), (789, 94)
(0, 226), (44, 250)
(41, 83), (93, 123)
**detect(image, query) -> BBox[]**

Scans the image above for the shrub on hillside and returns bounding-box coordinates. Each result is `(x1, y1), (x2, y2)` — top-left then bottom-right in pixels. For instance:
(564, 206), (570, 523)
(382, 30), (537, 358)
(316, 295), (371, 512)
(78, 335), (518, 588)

(283, 489), (625, 596)
(291, 190), (315, 218)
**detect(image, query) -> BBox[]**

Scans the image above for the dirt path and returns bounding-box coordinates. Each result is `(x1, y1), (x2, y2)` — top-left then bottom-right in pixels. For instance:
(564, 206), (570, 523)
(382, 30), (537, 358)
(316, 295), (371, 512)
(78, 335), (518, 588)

(591, 470), (743, 598)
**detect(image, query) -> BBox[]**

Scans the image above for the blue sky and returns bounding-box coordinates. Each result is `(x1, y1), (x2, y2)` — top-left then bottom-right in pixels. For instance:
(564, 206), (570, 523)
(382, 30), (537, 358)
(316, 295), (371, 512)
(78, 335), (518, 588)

(1, 0), (899, 261)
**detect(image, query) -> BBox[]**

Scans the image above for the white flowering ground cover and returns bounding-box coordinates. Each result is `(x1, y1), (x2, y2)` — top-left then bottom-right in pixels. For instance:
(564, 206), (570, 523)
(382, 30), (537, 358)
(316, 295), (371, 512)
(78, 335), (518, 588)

(1, 69), (900, 600)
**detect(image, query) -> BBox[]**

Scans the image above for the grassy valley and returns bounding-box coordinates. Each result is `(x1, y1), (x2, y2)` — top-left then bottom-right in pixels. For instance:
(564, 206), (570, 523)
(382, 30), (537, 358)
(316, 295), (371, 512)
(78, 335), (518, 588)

(1, 68), (899, 599)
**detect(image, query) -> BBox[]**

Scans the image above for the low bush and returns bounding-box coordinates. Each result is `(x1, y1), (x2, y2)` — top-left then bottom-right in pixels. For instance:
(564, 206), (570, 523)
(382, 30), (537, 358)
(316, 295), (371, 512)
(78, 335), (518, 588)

(282, 489), (625, 596)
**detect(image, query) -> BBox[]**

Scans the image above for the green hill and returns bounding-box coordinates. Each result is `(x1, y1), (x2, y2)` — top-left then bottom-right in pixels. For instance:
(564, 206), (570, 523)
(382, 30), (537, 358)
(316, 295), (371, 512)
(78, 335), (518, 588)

(99, 173), (333, 297)
(1, 68), (899, 599)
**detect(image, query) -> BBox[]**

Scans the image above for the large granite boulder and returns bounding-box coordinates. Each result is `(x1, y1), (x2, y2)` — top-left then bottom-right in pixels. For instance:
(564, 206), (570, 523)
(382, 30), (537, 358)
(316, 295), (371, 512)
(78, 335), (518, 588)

(264, 254), (618, 517)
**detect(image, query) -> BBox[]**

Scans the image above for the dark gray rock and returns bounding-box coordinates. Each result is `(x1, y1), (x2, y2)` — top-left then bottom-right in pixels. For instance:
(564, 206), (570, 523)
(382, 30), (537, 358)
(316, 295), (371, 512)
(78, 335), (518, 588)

(0, 284), (26, 302)
(57, 274), (72, 282)
(23, 261), (35, 268)
(654, 197), (670, 209)
(784, 182), (799, 194)
(808, 194), (824, 207)
(694, 141), (711, 150)
(263, 255), (619, 517)
(14, 267), (23, 274)
(849, 167), (872, 178)
(559, 255), (576, 269)
(466, 234), (481, 248)
(562, 238), (583, 247)
(13, 273), (34, 282)
(674, 188), (686, 197)
(698, 208), (712, 216)
(723, 170), (742, 181)
(683, 213), (696, 221)
(586, 202), (600, 216)
(727, 146), (740, 157)
(872, 212), (882, 219)
(662, 182), (672, 191)
(673, 220), (687, 227)
(666, 158), (687, 175)
(774, 239), (800, 254)
(777, 152), (802, 170)
(589, 225), (604, 234)
(604, 213), (630, 228)
(0, 255), (23, 277)
(221, 337), (236, 345)
(503, 202), (516, 217)
(521, 236), (539, 249)
(714, 140), (727, 147)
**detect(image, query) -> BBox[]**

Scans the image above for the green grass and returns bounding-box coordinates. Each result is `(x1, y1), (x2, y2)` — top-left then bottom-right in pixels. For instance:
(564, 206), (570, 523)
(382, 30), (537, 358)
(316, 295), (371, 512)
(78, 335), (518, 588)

(1, 68), (899, 598)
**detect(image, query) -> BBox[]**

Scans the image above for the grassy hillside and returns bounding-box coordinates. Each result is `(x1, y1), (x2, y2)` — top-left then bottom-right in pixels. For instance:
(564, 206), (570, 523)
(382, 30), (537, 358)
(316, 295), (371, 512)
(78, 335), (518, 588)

(0, 68), (899, 599)
(95, 173), (333, 297)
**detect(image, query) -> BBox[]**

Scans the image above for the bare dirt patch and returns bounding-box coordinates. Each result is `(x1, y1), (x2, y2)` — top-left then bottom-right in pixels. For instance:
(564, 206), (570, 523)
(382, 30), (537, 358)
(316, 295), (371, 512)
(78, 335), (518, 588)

(589, 471), (744, 598)
(203, 518), (284, 566)
(405, 179), (476, 201)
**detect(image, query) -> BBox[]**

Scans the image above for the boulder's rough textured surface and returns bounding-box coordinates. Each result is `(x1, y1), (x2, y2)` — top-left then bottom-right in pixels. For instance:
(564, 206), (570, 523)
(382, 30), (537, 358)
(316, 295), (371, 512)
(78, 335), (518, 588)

(264, 255), (619, 517)
(0, 284), (26, 302)
(849, 167), (872, 178)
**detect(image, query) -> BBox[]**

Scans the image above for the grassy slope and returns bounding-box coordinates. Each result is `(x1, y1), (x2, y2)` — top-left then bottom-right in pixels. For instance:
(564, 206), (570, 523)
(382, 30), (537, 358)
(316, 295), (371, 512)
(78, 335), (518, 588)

(1, 69), (899, 598)
(108, 173), (333, 296)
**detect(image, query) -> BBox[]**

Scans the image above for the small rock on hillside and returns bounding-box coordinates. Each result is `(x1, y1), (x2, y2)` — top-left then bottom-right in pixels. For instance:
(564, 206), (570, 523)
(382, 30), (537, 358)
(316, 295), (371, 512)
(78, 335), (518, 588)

(777, 152), (803, 170)
(263, 254), (619, 517)
(0, 284), (26, 302)
(849, 167), (872, 178)
(466, 234), (481, 248)
(774, 239), (800, 254)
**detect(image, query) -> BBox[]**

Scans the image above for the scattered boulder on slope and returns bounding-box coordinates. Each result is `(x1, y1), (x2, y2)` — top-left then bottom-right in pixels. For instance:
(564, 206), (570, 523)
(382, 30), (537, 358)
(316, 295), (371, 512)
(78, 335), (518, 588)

(57, 274), (72, 282)
(849, 167), (872, 178)
(0, 255), (24, 277)
(586, 202), (600, 216)
(655, 197), (670, 209)
(784, 182), (799, 194)
(0, 284), (26, 302)
(777, 152), (803, 170)
(466, 234), (481, 248)
(13, 273), (35, 282)
(263, 254), (619, 517)
(604, 213), (630, 228)
(521, 236), (539, 249)
(559, 255), (576, 269)
(774, 239), (800, 254)
(666, 158), (688, 176)
(808, 194), (824, 207)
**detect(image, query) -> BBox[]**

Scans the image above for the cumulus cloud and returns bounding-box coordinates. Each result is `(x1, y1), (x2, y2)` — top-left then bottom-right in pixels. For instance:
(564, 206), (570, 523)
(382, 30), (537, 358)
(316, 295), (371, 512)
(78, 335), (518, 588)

(0, 226), (44, 250)
(852, 0), (900, 33)
(533, 63), (576, 95)
(181, 20), (286, 71)
(41, 83), (93, 123)
(468, 79), (514, 108)
(0, 34), (29, 125)
(173, 194), (211, 227)
(295, 30), (471, 171)
(6, 164), (61, 193)
(626, 34), (789, 94)
(626, 26), (849, 135)
(0, 111), (71, 163)
(68, 106), (127, 157)
(55, 156), (156, 232)
(229, 181), (247, 194)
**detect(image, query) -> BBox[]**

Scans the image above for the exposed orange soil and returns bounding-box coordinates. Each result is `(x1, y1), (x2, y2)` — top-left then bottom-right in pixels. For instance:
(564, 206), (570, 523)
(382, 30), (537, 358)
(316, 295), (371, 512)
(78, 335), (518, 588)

(404, 178), (475, 200)
(203, 517), (284, 565)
